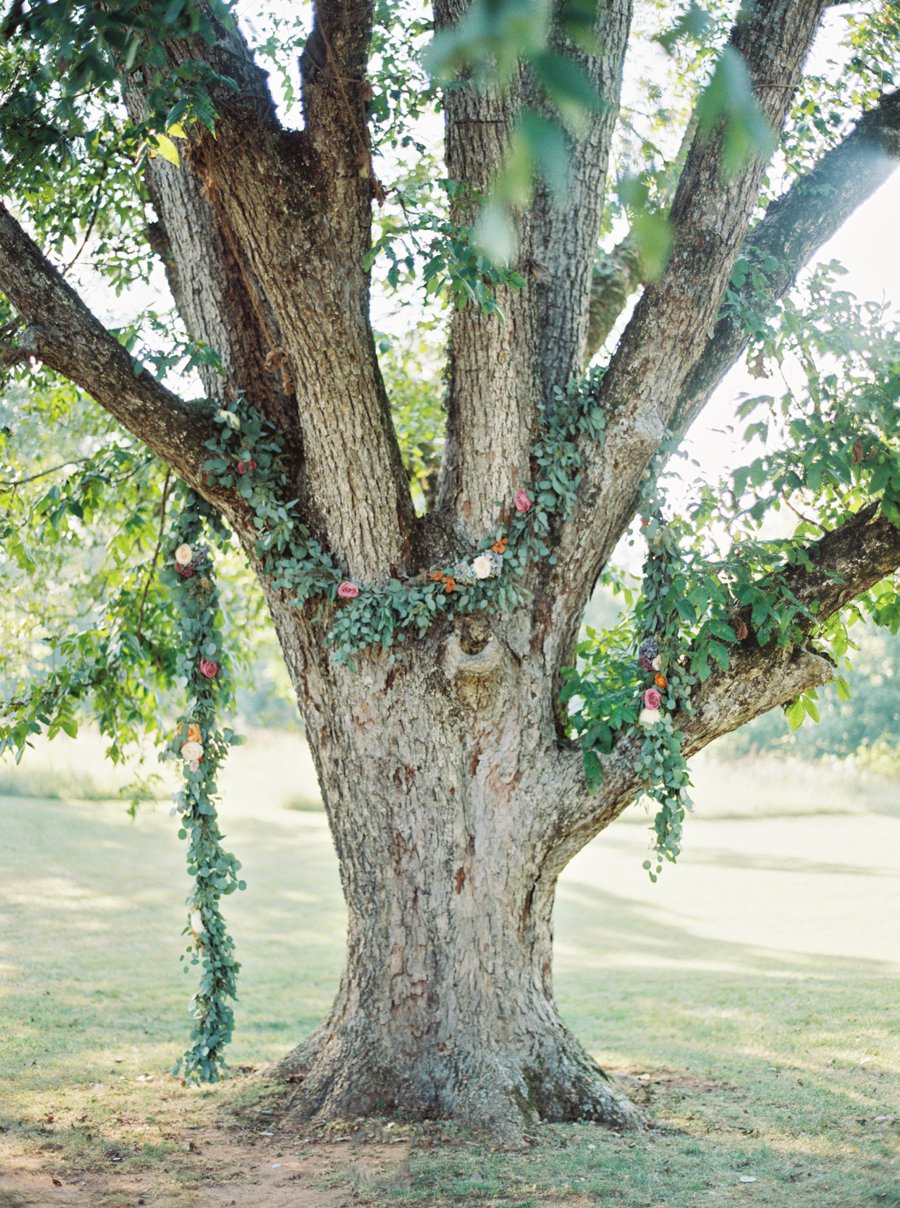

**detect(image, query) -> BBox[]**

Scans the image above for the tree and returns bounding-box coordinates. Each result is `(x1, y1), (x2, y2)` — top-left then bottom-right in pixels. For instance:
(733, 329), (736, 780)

(0, 0), (898, 1140)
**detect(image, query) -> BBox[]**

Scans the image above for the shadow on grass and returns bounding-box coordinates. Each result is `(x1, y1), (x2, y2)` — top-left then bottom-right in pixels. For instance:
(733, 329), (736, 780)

(1, 793), (897, 1207)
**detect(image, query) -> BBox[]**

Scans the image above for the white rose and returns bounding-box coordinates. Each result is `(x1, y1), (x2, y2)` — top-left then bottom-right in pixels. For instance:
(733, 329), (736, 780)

(181, 740), (204, 762)
(652, 655), (662, 671)
(190, 910), (203, 934)
(174, 543), (193, 566)
(638, 708), (661, 727)
(472, 554), (493, 580)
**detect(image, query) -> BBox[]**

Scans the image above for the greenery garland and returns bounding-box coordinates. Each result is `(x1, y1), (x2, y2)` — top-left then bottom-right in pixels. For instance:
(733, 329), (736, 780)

(153, 342), (891, 1069)
(163, 488), (245, 1083)
(200, 370), (607, 663)
(632, 505), (695, 880)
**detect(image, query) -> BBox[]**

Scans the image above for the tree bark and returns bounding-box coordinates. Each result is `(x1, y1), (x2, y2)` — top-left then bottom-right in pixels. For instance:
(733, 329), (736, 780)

(263, 600), (642, 1136)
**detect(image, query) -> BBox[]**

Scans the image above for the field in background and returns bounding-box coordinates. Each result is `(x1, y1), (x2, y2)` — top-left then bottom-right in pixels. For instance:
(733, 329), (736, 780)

(0, 731), (897, 1207)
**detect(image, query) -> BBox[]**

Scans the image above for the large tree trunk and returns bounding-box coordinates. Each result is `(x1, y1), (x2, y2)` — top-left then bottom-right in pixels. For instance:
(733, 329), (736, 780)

(265, 599), (642, 1135)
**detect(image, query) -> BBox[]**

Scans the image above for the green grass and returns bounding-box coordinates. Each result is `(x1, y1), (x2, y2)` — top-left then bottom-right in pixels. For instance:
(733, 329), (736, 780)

(0, 733), (898, 1206)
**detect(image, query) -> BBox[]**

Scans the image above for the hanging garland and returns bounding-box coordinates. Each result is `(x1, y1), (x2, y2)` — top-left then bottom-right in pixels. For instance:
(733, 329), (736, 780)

(157, 369), (824, 1074)
(164, 489), (245, 1084)
(632, 504), (695, 881)
(198, 372), (607, 664)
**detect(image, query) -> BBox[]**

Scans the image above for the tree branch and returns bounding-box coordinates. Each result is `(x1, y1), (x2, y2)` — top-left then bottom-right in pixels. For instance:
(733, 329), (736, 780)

(530, 0), (633, 400)
(0, 203), (227, 508)
(433, 28), (541, 536)
(434, 1), (632, 538)
(540, 0), (832, 673)
(584, 232), (642, 360)
(673, 86), (900, 436)
(130, 4), (415, 580)
(547, 505), (900, 864)
(585, 113), (698, 359)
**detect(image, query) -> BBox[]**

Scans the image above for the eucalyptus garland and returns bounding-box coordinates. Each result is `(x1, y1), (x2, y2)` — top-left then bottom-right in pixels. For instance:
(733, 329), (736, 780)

(632, 506), (695, 881)
(163, 488), (245, 1083)
(200, 369), (607, 663)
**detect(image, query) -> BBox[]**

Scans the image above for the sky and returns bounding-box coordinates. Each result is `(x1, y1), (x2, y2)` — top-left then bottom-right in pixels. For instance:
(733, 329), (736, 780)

(681, 170), (898, 491)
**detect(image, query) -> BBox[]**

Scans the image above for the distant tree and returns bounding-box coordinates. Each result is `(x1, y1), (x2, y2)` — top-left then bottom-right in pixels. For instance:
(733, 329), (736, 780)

(0, 0), (897, 1138)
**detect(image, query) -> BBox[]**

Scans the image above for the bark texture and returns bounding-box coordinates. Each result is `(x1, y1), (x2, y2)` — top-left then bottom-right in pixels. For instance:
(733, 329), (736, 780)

(265, 602), (643, 1135)
(1, 0), (898, 1140)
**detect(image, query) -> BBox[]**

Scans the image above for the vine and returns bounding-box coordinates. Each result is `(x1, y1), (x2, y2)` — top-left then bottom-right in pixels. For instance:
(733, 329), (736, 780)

(163, 488), (245, 1083)
(200, 368), (607, 664)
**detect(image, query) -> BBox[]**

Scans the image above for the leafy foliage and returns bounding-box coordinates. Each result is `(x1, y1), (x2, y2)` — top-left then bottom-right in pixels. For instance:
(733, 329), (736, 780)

(163, 490), (244, 1083)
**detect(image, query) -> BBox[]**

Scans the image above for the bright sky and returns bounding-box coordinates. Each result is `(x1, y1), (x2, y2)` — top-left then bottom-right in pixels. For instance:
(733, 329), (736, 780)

(683, 171), (899, 487)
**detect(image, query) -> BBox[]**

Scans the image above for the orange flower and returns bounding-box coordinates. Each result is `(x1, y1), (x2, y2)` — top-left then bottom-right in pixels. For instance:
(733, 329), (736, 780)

(429, 569), (444, 582)
(492, 536), (508, 554)
(654, 674), (667, 689)
(443, 576), (457, 593)
(186, 723), (202, 744)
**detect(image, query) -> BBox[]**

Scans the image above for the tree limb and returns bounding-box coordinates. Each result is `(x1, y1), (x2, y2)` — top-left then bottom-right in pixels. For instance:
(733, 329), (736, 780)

(530, 0), (633, 400)
(540, 0), (833, 672)
(673, 86), (900, 436)
(434, 1), (632, 538)
(585, 112), (698, 359)
(130, 4), (415, 580)
(547, 505), (900, 864)
(433, 25), (541, 536)
(0, 203), (227, 509)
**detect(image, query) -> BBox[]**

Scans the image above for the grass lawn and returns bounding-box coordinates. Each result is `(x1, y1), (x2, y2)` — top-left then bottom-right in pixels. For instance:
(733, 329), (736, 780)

(0, 732), (897, 1207)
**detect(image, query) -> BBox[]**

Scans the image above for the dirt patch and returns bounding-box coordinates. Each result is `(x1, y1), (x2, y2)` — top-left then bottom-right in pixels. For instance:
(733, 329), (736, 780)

(0, 1129), (411, 1208)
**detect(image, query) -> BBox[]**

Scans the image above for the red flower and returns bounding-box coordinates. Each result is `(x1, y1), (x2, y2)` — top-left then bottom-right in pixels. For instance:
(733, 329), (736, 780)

(199, 658), (218, 679)
(337, 581), (360, 599)
(514, 488), (532, 513)
(236, 459), (257, 475)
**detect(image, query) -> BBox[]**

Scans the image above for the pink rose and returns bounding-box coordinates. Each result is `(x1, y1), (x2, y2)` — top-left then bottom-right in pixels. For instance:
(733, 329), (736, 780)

(199, 658), (218, 679)
(514, 488), (532, 513)
(337, 581), (360, 599)
(643, 687), (662, 710)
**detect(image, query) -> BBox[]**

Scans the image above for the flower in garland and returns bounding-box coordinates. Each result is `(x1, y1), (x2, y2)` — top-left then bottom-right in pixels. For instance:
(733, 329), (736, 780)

(175, 543), (194, 566)
(199, 658), (218, 680)
(186, 722), (202, 744)
(654, 673), (667, 689)
(491, 535), (508, 554)
(236, 459), (257, 475)
(638, 636), (660, 671)
(181, 740), (204, 763)
(514, 488), (532, 513)
(337, 580), (360, 599)
(472, 554), (494, 580)
(643, 687), (662, 711)
(638, 707), (661, 727)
